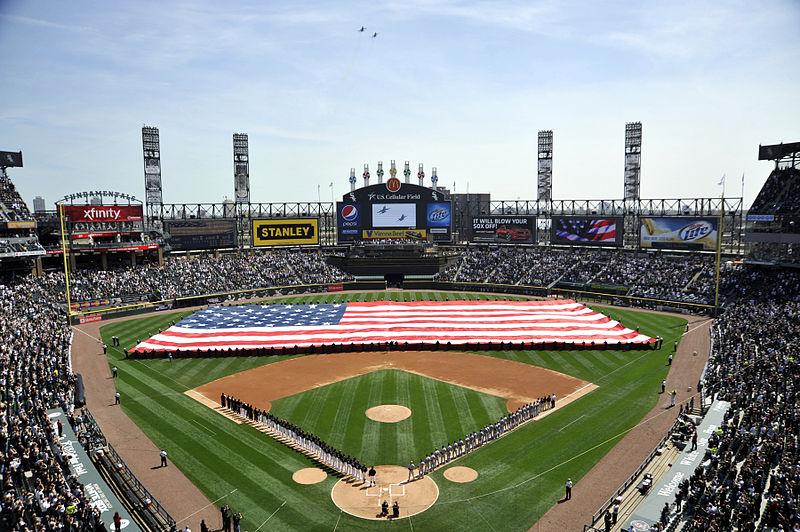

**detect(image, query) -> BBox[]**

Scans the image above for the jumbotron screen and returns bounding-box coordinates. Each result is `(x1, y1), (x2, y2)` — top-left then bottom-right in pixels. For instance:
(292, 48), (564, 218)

(372, 203), (417, 228)
(551, 216), (622, 246)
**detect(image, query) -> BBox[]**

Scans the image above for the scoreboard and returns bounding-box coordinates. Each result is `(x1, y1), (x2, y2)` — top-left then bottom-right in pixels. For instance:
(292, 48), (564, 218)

(337, 181), (451, 242)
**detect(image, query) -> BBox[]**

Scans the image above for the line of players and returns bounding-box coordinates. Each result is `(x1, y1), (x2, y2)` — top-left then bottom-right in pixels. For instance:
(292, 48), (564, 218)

(412, 394), (557, 480)
(220, 393), (369, 482)
(220, 392), (556, 484)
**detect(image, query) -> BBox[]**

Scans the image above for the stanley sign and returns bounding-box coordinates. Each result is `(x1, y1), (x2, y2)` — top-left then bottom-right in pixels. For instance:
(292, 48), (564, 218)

(252, 218), (319, 247)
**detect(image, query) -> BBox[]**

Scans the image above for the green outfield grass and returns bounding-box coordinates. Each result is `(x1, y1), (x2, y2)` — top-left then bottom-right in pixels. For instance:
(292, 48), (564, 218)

(99, 292), (687, 531)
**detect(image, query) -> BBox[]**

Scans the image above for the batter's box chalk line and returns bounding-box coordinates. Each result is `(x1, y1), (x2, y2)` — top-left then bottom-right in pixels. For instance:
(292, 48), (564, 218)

(365, 483), (405, 498)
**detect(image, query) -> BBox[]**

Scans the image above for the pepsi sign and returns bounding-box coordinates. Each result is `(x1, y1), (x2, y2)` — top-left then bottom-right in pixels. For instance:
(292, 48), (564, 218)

(341, 204), (359, 222)
(337, 203), (361, 236)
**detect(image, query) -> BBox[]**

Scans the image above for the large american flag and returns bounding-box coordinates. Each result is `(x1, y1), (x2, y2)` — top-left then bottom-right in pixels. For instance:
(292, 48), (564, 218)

(131, 300), (653, 352)
(555, 218), (617, 243)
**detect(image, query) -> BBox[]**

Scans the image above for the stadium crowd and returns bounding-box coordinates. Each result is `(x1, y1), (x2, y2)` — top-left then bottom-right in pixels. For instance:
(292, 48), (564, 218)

(660, 298), (800, 531)
(61, 249), (352, 303)
(2, 239), (799, 530)
(0, 174), (34, 222)
(0, 275), (109, 530)
(750, 168), (800, 215)
(437, 247), (717, 305)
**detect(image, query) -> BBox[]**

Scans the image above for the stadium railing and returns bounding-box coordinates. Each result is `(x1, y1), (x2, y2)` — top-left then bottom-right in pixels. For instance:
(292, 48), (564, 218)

(93, 443), (175, 531)
(587, 415), (684, 528)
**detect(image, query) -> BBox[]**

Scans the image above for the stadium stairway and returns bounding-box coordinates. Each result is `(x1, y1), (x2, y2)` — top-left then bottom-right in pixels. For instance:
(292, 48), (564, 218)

(453, 257), (466, 281)
(682, 271), (703, 294)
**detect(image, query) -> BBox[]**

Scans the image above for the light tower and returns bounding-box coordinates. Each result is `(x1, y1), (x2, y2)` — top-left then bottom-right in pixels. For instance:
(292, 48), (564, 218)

(624, 122), (642, 202)
(390, 160), (397, 182)
(232, 133), (250, 204)
(377, 161), (384, 184)
(141, 126), (163, 217)
(431, 167), (438, 189)
(403, 161), (411, 184)
(623, 122), (643, 245)
(363, 164), (370, 187)
(537, 130), (553, 204)
(417, 164), (424, 187)
(349, 168), (356, 192)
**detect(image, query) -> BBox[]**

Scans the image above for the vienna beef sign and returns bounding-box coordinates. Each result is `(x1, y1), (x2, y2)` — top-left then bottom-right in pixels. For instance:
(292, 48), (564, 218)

(252, 218), (319, 247)
(60, 205), (143, 223)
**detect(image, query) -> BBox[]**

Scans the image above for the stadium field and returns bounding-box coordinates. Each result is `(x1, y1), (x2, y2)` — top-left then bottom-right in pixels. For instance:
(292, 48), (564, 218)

(99, 291), (686, 531)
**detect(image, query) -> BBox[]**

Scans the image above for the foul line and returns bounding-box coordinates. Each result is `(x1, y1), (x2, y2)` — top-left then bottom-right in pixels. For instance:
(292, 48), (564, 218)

(191, 419), (216, 435)
(255, 500), (286, 531)
(180, 488), (238, 522)
(559, 415), (585, 432)
(332, 511), (342, 532)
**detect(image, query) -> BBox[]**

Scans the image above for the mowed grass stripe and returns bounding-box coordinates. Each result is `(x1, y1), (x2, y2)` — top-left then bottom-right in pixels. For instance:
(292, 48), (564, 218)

(322, 376), (359, 445)
(394, 371), (415, 464)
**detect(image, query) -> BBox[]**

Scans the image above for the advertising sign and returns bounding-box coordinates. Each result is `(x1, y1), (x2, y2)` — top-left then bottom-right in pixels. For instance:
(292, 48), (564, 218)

(640, 217), (718, 251)
(6, 220), (36, 229)
(0, 151), (23, 167)
(252, 218), (319, 247)
(427, 203), (451, 233)
(61, 205), (144, 223)
(337, 203), (361, 237)
(46, 409), (137, 531)
(552, 217), (622, 246)
(165, 220), (237, 250)
(471, 216), (535, 243)
(362, 229), (426, 240)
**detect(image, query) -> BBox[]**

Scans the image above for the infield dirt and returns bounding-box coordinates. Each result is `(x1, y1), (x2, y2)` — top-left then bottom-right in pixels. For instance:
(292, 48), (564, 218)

(191, 350), (596, 415)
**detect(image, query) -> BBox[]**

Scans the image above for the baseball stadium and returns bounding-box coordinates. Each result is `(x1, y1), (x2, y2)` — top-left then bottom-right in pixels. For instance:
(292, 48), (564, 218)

(1, 124), (798, 532)
(2, 4), (799, 530)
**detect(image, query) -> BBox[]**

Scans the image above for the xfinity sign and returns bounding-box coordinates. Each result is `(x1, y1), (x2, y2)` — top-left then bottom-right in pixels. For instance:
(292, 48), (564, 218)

(60, 205), (144, 223)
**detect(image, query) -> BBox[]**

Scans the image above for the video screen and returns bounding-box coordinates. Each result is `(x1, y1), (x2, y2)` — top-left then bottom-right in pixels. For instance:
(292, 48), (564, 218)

(552, 217), (621, 246)
(372, 203), (417, 228)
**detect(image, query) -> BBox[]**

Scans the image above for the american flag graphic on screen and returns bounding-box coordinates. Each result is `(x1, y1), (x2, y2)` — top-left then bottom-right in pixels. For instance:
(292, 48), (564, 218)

(555, 218), (617, 243)
(131, 299), (653, 352)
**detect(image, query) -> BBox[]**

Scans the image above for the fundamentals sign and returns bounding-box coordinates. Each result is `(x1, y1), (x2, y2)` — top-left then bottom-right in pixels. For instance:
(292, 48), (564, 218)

(252, 219), (319, 247)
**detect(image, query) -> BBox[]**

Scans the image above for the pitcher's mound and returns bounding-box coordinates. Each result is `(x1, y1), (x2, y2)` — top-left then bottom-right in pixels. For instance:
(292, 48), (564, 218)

(331, 465), (438, 520)
(365, 405), (411, 423)
(293, 468), (326, 485)
(444, 466), (478, 483)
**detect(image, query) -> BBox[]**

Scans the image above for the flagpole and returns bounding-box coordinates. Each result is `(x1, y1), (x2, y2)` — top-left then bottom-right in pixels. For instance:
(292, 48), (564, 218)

(714, 192), (724, 317)
(741, 173), (745, 208)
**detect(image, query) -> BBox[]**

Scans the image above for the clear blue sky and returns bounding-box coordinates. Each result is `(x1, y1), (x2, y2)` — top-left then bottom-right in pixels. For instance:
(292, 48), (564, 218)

(1, 0), (798, 209)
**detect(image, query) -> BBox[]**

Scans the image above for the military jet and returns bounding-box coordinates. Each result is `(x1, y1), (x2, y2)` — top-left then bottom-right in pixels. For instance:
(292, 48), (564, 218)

(359, 26), (366, 32)
(372, 32), (378, 38)
(377, 206), (389, 214)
